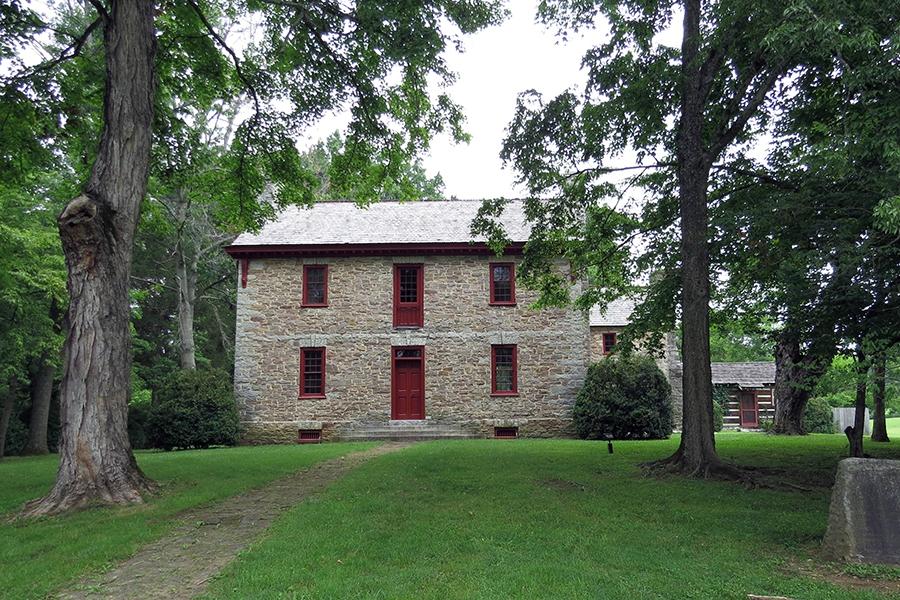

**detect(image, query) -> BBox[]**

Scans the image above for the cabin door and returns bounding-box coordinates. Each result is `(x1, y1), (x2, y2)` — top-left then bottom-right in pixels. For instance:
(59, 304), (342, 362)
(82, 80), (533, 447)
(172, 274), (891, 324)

(392, 346), (425, 420)
(739, 391), (759, 428)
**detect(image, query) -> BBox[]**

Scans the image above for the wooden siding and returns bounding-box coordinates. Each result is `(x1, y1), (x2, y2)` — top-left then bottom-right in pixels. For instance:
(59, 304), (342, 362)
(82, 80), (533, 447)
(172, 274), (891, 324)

(722, 386), (775, 429)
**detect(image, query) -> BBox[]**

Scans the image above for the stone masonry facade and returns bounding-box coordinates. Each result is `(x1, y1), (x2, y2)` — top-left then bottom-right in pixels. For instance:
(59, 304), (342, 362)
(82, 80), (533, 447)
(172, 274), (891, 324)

(235, 254), (590, 442)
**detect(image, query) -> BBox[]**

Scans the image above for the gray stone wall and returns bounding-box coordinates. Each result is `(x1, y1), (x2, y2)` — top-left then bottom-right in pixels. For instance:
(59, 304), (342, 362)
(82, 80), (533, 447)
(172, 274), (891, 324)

(235, 255), (590, 441)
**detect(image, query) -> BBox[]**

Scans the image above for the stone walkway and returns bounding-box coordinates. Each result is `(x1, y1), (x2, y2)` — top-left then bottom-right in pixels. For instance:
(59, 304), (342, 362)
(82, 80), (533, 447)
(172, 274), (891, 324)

(57, 443), (409, 600)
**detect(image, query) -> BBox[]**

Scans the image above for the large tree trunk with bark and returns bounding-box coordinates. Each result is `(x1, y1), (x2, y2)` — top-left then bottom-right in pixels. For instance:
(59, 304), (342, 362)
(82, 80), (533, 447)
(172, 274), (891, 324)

(21, 353), (55, 455)
(21, 0), (158, 517)
(771, 331), (833, 435)
(654, 0), (723, 475)
(871, 353), (889, 443)
(772, 335), (809, 434)
(0, 376), (18, 460)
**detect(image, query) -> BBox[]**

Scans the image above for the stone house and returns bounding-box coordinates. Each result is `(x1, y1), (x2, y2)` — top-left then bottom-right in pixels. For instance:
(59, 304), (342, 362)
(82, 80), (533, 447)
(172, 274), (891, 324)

(226, 199), (774, 442)
(226, 200), (590, 442)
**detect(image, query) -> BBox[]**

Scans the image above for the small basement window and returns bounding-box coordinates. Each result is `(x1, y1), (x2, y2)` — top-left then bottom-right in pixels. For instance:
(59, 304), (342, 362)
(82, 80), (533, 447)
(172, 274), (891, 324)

(298, 429), (322, 444)
(494, 426), (518, 439)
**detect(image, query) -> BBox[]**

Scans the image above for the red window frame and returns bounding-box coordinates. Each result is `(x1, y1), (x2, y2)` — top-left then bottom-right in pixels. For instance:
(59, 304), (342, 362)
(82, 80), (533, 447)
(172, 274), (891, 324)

(491, 344), (518, 396)
(298, 347), (326, 398)
(393, 264), (424, 328)
(602, 332), (618, 355)
(489, 262), (516, 305)
(302, 264), (329, 307)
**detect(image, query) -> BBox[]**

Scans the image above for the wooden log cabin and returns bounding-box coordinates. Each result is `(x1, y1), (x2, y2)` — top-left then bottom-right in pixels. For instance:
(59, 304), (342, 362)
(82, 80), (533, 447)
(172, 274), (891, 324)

(711, 362), (776, 429)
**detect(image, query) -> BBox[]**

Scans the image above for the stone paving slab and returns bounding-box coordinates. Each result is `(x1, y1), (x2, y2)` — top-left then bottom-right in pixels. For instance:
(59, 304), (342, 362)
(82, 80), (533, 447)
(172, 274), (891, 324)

(56, 443), (409, 600)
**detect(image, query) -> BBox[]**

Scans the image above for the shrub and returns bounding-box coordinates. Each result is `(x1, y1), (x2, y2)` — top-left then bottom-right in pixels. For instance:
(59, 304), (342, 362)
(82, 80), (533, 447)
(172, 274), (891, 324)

(712, 385), (730, 432)
(712, 400), (724, 432)
(148, 368), (239, 450)
(127, 399), (152, 450)
(2, 412), (27, 456)
(803, 397), (835, 434)
(574, 355), (673, 440)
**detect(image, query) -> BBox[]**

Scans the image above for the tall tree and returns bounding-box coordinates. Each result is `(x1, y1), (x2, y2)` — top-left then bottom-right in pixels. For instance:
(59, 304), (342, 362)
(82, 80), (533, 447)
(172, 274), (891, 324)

(712, 0), (900, 437)
(21, 0), (161, 515)
(5, 0), (504, 515)
(478, 0), (880, 476)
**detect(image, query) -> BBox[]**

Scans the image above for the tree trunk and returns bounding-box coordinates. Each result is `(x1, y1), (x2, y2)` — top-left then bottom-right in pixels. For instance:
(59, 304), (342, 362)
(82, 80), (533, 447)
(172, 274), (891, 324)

(175, 240), (198, 370)
(871, 353), (889, 442)
(21, 353), (54, 455)
(21, 0), (158, 517)
(0, 376), (18, 460)
(772, 335), (808, 434)
(845, 355), (868, 458)
(657, 0), (723, 475)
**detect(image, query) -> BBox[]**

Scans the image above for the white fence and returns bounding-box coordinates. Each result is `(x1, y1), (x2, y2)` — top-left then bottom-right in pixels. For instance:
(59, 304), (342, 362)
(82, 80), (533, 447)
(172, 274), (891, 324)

(832, 407), (871, 435)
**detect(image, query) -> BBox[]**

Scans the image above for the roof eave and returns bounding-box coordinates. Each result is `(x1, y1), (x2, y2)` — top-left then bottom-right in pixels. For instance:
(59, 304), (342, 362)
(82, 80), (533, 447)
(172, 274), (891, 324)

(224, 241), (527, 259)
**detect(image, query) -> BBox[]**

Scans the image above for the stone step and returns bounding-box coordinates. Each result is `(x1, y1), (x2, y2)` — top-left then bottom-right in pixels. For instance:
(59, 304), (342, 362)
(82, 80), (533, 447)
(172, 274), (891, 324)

(341, 433), (477, 441)
(338, 419), (479, 441)
(341, 428), (474, 434)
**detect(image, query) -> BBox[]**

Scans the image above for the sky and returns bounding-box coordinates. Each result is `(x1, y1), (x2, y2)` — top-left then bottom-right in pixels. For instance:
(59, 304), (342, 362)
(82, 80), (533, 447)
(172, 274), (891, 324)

(305, 1), (599, 200)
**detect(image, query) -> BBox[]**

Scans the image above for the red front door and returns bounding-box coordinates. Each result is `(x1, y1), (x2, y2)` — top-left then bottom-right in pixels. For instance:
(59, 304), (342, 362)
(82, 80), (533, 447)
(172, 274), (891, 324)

(739, 391), (758, 428)
(392, 346), (425, 420)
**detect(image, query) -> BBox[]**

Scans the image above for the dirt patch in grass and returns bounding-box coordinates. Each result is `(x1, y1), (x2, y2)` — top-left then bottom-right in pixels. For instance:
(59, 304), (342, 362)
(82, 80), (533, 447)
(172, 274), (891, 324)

(56, 443), (409, 600)
(539, 478), (587, 492)
(782, 556), (900, 595)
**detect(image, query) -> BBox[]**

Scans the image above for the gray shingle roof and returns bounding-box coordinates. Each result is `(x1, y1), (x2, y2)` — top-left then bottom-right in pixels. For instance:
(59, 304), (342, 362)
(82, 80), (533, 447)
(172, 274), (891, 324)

(711, 362), (776, 387)
(589, 298), (636, 327)
(230, 200), (531, 246)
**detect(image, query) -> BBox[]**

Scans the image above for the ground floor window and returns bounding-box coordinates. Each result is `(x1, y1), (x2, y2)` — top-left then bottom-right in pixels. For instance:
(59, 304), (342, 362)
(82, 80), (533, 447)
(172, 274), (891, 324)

(601, 332), (617, 354)
(491, 344), (518, 395)
(299, 347), (326, 398)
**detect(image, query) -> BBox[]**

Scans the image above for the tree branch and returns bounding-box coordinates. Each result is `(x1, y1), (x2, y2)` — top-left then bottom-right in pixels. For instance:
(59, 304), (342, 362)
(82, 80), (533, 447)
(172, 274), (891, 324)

(710, 163), (798, 190)
(184, 0), (260, 120)
(707, 57), (792, 159)
(4, 18), (102, 84)
(85, 0), (110, 22)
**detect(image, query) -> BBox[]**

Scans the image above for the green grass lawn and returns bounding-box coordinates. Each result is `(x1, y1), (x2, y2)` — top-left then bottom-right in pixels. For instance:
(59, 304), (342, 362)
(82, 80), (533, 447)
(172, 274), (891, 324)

(203, 434), (900, 600)
(881, 417), (900, 438)
(0, 443), (374, 599)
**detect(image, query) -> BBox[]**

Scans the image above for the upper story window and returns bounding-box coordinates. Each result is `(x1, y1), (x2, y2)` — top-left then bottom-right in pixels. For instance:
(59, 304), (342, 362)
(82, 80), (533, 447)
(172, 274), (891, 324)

(299, 347), (326, 398)
(491, 344), (518, 395)
(489, 263), (516, 305)
(602, 332), (618, 355)
(302, 265), (328, 307)
(393, 264), (424, 328)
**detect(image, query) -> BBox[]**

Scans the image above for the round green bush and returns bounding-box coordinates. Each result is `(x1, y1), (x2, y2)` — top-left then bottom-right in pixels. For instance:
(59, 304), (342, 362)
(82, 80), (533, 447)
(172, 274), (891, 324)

(803, 397), (835, 434)
(148, 368), (239, 450)
(574, 356), (673, 440)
